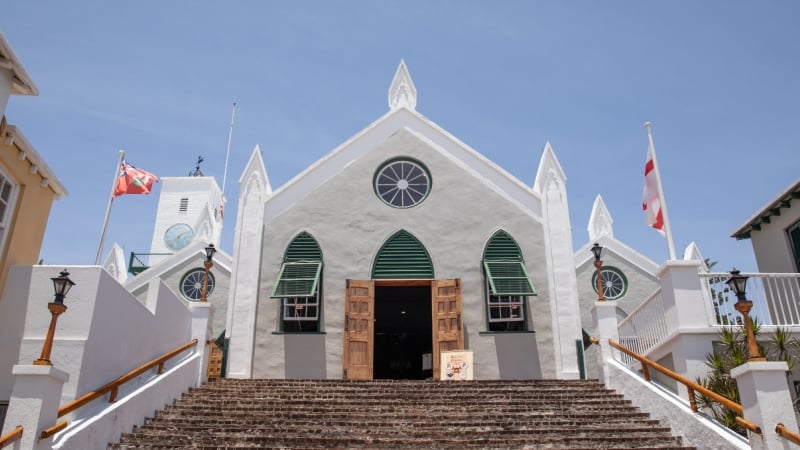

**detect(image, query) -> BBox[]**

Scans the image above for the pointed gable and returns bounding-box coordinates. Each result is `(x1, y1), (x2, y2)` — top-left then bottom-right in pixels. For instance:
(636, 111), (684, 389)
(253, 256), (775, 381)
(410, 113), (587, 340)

(588, 195), (614, 242)
(533, 142), (567, 197)
(388, 59), (417, 111)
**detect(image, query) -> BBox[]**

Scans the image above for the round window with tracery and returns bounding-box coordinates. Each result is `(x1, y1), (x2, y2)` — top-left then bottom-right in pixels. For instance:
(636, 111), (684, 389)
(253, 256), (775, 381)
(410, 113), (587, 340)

(591, 267), (628, 300)
(373, 159), (431, 208)
(180, 269), (216, 301)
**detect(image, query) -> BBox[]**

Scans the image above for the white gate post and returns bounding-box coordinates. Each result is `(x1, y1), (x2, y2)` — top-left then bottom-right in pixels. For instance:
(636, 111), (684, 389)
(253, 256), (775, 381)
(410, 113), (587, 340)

(0, 365), (69, 450)
(731, 361), (799, 450)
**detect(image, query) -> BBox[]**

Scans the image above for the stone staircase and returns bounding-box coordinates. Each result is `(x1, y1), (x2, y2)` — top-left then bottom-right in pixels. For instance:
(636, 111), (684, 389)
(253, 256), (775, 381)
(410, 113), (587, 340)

(110, 379), (695, 449)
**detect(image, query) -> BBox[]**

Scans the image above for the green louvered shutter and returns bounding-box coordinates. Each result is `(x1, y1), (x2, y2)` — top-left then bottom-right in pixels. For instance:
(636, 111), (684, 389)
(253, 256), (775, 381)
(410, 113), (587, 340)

(483, 260), (536, 296)
(483, 230), (536, 295)
(271, 261), (322, 297)
(271, 232), (323, 298)
(285, 231), (322, 262)
(372, 230), (434, 279)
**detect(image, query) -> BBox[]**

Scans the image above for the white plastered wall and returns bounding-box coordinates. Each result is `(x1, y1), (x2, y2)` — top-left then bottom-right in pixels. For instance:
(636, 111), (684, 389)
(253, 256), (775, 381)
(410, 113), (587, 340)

(251, 127), (553, 379)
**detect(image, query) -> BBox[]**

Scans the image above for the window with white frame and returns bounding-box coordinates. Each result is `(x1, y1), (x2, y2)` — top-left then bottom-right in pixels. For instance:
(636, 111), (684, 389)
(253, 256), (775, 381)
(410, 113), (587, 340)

(271, 232), (323, 332)
(0, 169), (18, 256)
(483, 230), (537, 332)
(487, 295), (525, 331)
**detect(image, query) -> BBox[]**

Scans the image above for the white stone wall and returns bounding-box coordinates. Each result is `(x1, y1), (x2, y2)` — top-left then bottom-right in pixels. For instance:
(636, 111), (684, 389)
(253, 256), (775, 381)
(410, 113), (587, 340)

(0, 265), (192, 405)
(253, 128), (553, 379)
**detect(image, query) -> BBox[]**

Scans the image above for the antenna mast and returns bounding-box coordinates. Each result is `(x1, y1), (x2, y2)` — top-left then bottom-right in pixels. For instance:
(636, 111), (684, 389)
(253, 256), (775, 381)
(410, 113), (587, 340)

(221, 102), (237, 197)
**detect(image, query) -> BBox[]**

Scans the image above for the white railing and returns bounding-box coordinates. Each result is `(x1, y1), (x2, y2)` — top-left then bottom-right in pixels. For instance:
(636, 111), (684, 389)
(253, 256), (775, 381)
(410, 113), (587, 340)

(617, 288), (668, 367)
(700, 272), (800, 326)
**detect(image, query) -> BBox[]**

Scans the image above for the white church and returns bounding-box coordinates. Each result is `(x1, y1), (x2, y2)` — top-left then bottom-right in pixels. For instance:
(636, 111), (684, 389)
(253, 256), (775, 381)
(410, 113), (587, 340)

(10, 59), (800, 450)
(110, 61), (663, 382)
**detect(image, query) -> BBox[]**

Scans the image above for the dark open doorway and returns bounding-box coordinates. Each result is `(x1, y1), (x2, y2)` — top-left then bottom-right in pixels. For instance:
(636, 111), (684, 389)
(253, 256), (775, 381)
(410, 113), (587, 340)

(373, 286), (432, 379)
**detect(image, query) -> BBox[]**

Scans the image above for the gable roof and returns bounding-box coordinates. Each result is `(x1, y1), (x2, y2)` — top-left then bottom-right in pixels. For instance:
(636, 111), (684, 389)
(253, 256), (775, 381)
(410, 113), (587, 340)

(262, 62), (545, 223)
(731, 177), (800, 240)
(124, 240), (233, 294)
(0, 33), (38, 96)
(575, 194), (659, 275)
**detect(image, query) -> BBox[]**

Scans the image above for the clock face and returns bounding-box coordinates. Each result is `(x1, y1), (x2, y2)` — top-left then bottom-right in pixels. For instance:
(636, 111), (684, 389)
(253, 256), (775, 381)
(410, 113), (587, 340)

(164, 223), (194, 251)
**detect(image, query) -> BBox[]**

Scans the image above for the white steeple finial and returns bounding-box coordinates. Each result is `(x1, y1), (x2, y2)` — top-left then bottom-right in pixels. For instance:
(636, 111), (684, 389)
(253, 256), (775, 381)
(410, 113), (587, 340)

(588, 194), (614, 242)
(388, 59), (417, 111)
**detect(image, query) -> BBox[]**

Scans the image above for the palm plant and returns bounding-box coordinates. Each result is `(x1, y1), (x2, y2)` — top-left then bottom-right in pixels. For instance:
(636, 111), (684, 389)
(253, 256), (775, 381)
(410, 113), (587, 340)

(696, 324), (798, 436)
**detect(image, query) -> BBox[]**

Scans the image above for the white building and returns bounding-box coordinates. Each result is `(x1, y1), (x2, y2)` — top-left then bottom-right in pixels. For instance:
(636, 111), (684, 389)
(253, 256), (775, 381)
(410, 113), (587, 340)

(224, 61), (583, 380)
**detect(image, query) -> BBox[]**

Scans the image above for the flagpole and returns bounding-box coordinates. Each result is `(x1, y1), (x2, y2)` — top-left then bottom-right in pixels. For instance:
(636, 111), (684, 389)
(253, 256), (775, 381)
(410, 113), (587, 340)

(95, 149), (125, 265)
(644, 122), (677, 260)
(221, 102), (237, 198)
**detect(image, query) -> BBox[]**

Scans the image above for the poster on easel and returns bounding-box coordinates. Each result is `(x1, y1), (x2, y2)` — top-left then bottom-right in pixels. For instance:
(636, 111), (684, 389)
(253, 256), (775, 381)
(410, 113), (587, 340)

(440, 350), (473, 381)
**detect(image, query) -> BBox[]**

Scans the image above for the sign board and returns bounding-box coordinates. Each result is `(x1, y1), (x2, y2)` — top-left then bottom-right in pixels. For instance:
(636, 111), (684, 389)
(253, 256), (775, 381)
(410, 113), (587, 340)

(440, 350), (473, 381)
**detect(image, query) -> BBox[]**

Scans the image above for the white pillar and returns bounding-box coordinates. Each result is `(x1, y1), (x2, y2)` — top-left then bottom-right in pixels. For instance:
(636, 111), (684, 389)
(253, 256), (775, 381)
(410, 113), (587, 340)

(731, 361), (799, 450)
(591, 301), (620, 385)
(189, 302), (212, 386)
(657, 260), (714, 394)
(1, 365), (69, 450)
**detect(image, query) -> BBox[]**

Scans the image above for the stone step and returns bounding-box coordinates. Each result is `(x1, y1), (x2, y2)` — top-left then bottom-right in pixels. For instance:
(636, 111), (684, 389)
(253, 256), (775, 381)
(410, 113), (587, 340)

(110, 379), (695, 449)
(114, 432), (691, 449)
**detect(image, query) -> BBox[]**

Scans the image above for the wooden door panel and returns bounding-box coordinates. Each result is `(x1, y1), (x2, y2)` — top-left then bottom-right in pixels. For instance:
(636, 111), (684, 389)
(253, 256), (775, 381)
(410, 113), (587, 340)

(343, 279), (374, 380)
(432, 279), (464, 380)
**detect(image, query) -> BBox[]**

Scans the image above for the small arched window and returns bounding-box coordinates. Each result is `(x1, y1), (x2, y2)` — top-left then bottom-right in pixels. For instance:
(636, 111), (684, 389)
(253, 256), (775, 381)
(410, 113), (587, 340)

(270, 232), (323, 332)
(482, 230), (536, 332)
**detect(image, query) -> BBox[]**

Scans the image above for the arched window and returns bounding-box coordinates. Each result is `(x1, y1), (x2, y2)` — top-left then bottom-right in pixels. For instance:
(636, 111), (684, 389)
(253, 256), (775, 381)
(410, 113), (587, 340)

(270, 232), (323, 332)
(482, 230), (536, 332)
(372, 230), (434, 279)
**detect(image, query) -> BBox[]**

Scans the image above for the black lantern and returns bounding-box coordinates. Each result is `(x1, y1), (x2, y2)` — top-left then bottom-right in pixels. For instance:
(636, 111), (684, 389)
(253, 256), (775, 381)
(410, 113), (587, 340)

(726, 269), (749, 302)
(591, 243), (603, 263)
(205, 244), (217, 263)
(51, 270), (75, 305)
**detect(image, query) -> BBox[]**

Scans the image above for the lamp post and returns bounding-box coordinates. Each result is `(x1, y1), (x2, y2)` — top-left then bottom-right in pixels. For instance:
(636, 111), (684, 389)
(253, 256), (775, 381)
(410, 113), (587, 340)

(33, 270), (75, 366)
(726, 269), (766, 362)
(591, 243), (605, 302)
(201, 244), (216, 303)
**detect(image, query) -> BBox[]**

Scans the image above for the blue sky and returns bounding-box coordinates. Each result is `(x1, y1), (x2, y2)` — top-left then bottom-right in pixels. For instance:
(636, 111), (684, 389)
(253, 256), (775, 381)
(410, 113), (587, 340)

(3, 2), (799, 272)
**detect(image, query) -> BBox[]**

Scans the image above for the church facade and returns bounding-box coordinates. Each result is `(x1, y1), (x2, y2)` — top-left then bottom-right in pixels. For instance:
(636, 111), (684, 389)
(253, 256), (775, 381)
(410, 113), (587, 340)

(225, 62), (583, 380)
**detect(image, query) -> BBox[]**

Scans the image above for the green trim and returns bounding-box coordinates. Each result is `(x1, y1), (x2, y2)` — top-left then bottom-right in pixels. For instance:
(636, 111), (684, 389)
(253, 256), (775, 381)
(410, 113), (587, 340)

(372, 230), (434, 279)
(285, 231), (322, 262)
(483, 260), (536, 296)
(483, 230), (522, 260)
(271, 261), (322, 298)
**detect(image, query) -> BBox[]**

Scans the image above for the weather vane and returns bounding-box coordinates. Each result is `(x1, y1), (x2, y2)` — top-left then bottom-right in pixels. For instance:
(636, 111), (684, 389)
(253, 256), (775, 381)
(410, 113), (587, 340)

(190, 156), (204, 177)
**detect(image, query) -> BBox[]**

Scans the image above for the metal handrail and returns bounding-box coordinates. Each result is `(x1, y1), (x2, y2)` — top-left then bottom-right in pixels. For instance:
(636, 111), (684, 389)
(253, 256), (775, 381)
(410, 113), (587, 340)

(37, 339), (198, 440)
(0, 426), (23, 448)
(599, 337), (762, 435)
(776, 423), (800, 445)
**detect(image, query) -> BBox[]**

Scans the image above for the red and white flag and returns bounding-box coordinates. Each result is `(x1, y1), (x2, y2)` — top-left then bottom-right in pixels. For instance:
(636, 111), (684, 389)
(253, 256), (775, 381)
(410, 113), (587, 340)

(113, 160), (158, 197)
(642, 144), (664, 236)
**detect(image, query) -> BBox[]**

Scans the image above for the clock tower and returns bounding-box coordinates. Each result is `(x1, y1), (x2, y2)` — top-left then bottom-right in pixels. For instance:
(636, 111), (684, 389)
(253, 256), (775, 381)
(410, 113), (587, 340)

(147, 174), (224, 266)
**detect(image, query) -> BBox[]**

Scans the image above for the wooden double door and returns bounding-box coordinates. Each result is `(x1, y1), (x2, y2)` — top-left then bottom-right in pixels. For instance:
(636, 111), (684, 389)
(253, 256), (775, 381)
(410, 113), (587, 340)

(343, 279), (464, 380)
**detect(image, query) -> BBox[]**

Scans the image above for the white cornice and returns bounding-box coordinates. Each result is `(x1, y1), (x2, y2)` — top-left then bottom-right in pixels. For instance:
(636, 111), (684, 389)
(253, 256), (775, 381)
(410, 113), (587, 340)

(0, 33), (38, 96)
(5, 125), (67, 198)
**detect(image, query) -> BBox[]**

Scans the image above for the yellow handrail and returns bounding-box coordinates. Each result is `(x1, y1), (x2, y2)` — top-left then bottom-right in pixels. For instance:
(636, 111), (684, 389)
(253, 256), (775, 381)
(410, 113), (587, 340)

(600, 337), (762, 435)
(776, 423), (800, 445)
(58, 339), (197, 417)
(0, 426), (23, 448)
